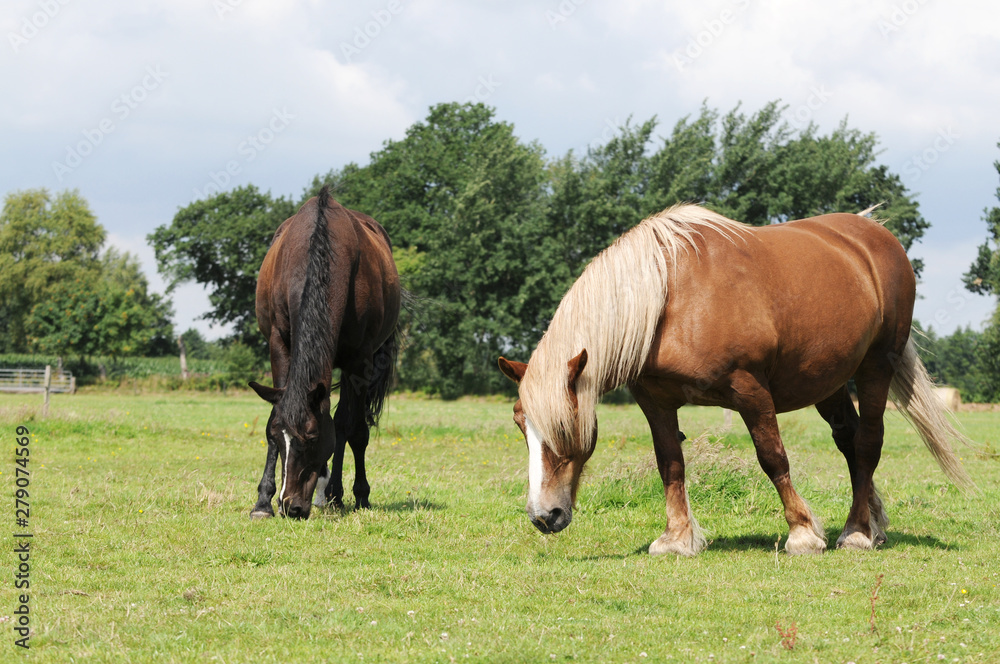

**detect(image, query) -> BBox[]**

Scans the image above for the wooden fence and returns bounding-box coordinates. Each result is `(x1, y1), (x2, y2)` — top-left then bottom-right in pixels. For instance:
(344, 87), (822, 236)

(0, 368), (76, 394)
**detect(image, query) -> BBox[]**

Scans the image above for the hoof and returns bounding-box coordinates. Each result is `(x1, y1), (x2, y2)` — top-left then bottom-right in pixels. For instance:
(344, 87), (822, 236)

(250, 509), (274, 520)
(786, 525), (827, 555)
(837, 529), (874, 550)
(649, 532), (702, 557)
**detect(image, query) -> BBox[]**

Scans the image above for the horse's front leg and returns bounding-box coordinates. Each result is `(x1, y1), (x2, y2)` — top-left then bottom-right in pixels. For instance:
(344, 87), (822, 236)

(631, 386), (705, 556)
(735, 376), (826, 555)
(251, 410), (279, 519)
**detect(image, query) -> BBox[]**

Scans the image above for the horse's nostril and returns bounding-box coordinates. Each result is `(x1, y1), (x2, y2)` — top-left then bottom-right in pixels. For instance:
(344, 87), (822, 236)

(548, 507), (563, 524)
(287, 504), (307, 519)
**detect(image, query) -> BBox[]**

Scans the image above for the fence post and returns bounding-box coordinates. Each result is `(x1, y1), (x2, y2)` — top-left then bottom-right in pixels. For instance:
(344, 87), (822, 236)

(43, 365), (52, 417)
(70, 376), (77, 394)
(178, 335), (190, 380)
(722, 408), (733, 430)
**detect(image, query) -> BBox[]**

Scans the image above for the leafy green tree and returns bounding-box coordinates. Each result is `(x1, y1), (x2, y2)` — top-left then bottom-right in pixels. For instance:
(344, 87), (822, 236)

(648, 102), (928, 272)
(179, 328), (213, 360)
(148, 185), (297, 346)
(913, 322), (993, 402)
(0, 189), (105, 351)
(547, 102), (929, 277)
(964, 140), (1000, 297)
(547, 119), (658, 267)
(25, 248), (173, 360)
(963, 139), (1000, 401)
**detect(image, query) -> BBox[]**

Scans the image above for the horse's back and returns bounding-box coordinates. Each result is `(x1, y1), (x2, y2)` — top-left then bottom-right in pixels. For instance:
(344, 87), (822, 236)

(255, 196), (400, 363)
(651, 212), (915, 411)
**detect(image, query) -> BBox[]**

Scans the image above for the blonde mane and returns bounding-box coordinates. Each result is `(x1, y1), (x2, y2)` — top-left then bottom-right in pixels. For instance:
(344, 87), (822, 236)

(519, 204), (750, 455)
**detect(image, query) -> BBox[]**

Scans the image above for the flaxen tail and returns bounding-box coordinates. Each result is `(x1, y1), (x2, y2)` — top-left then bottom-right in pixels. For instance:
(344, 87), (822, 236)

(888, 335), (976, 492)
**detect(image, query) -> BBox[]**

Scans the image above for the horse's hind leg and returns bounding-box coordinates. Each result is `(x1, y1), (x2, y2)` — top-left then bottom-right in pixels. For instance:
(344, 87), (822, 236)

(337, 371), (372, 509)
(348, 423), (371, 509)
(631, 385), (705, 556)
(735, 377), (826, 555)
(312, 413), (335, 509)
(327, 391), (351, 510)
(815, 384), (888, 548)
(835, 355), (894, 549)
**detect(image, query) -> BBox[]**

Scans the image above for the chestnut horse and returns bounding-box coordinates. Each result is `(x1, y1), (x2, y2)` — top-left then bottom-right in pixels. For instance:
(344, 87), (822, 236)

(249, 187), (400, 519)
(499, 205), (972, 555)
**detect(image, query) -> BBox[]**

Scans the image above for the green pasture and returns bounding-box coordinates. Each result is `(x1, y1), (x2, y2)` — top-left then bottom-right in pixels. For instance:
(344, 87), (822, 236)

(1, 390), (998, 663)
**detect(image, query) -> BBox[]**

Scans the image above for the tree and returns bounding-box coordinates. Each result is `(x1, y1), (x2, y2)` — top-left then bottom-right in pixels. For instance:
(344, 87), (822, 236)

(148, 185), (297, 346)
(648, 102), (928, 272)
(913, 321), (993, 402)
(547, 101), (929, 277)
(0, 189), (105, 351)
(964, 140), (1000, 297)
(25, 248), (174, 360)
(179, 328), (213, 360)
(962, 139), (1000, 401)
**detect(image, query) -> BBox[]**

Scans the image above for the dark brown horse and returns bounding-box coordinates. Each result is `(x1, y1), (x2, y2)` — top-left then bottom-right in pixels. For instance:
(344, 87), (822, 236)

(249, 187), (400, 519)
(499, 205), (973, 555)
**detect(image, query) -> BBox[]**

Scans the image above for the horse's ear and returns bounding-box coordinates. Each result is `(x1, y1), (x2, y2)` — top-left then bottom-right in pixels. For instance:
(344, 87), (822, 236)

(567, 349), (588, 391)
(249, 381), (283, 405)
(498, 357), (528, 384)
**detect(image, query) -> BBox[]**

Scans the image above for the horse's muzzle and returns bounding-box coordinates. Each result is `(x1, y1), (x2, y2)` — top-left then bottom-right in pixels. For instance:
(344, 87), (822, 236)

(282, 498), (312, 520)
(530, 507), (571, 534)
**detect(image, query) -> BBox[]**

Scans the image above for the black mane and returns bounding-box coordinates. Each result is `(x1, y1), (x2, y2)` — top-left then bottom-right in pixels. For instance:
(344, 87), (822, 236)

(280, 186), (335, 435)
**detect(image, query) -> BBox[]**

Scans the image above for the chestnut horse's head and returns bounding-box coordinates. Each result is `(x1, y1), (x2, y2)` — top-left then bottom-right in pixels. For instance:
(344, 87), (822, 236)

(249, 380), (334, 519)
(498, 350), (595, 534)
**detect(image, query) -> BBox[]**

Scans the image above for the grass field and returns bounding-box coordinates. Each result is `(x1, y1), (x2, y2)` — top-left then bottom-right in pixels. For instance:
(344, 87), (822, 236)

(1, 389), (998, 663)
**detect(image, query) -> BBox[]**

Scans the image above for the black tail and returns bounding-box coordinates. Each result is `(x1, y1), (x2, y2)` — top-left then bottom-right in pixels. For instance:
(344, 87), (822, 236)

(364, 329), (399, 428)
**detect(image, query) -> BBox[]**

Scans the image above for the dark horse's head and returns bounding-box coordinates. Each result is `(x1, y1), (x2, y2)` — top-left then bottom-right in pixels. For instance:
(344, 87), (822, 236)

(249, 380), (334, 519)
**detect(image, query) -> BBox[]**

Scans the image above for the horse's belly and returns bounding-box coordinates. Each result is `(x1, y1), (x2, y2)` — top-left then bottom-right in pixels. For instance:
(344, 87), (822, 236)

(766, 344), (869, 412)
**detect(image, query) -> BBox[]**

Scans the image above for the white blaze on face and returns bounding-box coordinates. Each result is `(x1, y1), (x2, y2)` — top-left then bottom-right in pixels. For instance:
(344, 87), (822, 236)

(525, 418), (544, 515)
(280, 429), (292, 506)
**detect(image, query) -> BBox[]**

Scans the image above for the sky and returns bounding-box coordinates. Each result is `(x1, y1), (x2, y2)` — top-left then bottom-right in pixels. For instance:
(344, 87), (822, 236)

(2, 0), (999, 340)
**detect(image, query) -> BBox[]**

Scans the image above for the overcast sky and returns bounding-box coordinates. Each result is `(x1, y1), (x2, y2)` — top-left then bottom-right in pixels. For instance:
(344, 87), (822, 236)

(3, 0), (999, 339)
